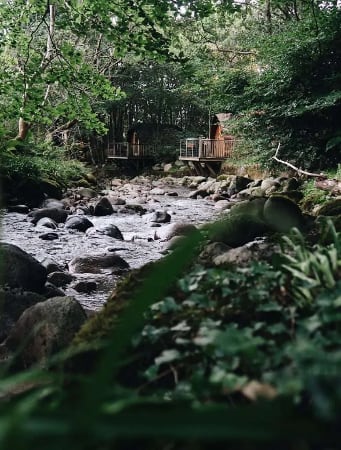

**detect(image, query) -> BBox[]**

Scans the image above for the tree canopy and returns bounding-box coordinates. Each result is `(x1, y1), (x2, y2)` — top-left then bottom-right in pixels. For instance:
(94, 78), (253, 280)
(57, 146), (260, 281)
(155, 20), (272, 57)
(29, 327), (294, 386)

(1, 0), (340, 165)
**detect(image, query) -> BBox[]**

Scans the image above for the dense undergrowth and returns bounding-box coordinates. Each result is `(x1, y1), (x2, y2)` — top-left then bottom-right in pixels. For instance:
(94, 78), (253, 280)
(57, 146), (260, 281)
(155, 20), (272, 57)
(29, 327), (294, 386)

(0, 130), (88, 196)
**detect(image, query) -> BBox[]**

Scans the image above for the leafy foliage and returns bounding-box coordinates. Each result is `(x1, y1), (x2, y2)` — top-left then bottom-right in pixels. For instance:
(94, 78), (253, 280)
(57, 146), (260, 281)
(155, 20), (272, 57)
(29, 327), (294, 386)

(0, 137), (87, 187)
(0, 220), (340, 448)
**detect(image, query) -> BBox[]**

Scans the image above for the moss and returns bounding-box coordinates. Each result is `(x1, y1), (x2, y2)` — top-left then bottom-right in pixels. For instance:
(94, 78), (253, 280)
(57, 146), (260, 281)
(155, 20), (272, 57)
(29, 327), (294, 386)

(72, 263), (157, 347)
(209, 199), (270, 247)
(230, 197), (266, 221)
(300, 183), (329, 213)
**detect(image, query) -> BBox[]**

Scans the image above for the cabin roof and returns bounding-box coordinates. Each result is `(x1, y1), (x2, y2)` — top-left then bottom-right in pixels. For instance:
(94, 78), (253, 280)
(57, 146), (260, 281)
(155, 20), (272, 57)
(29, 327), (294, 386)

(212, 113), (233, 124)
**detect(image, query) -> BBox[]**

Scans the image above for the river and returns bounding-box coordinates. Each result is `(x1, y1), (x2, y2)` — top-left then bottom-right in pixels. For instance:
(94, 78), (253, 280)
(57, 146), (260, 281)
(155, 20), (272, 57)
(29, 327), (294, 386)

(1, 178), (219, 310)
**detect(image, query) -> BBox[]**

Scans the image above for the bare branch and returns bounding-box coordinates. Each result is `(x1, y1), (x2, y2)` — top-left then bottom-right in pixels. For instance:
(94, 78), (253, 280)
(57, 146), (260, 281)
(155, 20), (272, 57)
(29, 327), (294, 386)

(272, 143), (327, 178)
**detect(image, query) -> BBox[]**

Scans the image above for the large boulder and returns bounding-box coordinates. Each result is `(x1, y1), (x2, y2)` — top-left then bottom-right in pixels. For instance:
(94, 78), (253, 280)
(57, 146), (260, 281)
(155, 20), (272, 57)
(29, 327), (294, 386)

(227, 176), (253, 196)
(263, 195), (305, 232)
(4, 296), (87, 368)
(209, 198), (269, 247)
(65, 216), (94, 232)
(209, 213), (269, 248)
(14, 179), (45, 208)
(0, 243), (47, 292)
(154, 222), (198, 241)
(68, 253), (129, 274)
(28, 208), (68, 225)
(260, 178), (281, 192)
(40, 179), (63, 200)
(93, 197), (114, 216)
(78, 187), (97, 199)
(213, 239), (280, 267)
(315, 198), (341, 217)
(0, 288), (45, 342)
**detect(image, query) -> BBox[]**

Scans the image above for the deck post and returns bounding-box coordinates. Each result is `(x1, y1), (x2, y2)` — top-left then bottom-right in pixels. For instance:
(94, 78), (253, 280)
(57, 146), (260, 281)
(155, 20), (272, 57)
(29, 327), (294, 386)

(198, 138), (203, 159)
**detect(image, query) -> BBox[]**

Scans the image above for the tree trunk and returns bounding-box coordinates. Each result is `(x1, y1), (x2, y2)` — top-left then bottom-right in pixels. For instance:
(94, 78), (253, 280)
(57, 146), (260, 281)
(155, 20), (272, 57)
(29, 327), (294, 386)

(16, 118), (31, 141)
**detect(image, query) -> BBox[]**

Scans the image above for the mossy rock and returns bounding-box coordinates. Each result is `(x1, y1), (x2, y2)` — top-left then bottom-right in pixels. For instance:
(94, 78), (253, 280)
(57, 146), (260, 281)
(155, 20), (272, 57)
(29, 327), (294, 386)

(263, 195), (305, 232)
(300, 188), (328, 213)
(40, 178), (63, 200)
(315, 198), (341, 217)
(230, 197), (266, 221)
(83, 173), (97, 185)
(208, 198), (269, 247)
(72, 263), (156, 347)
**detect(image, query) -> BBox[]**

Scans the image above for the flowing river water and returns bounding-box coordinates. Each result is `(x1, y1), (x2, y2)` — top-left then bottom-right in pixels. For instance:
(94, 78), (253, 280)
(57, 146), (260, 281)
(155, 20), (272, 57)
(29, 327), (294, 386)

(1, 179), (220, 310)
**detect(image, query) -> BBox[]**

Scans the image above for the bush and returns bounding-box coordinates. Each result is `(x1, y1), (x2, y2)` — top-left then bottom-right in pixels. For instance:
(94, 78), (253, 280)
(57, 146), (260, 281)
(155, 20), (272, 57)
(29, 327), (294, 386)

(0, 139), (88, 188)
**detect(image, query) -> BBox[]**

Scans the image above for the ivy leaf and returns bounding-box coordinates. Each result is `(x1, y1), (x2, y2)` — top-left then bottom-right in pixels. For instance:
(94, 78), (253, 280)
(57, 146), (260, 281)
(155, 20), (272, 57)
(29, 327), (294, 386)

(155, 349), (181, 366)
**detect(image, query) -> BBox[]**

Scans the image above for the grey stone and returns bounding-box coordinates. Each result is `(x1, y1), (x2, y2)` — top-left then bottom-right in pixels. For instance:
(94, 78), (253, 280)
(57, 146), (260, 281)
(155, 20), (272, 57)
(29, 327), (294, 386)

(7, 205), (29, 214)
(0, 243), (47, 292)
(150, 187), (165, 195)
(86, 224), (124, 240)
(73, 281), (97, 293)
(108, 197), (126, 205)
(93, 197), (114, 216)
(150, 210), (171, 224)
(5, 296), (87, 368)
(214, 200), (232, 211)
(260, 178), (281, 191)
(198, 242), (231, 264)
(28, 208), (68, 225)
(213, 239), (280, 267)
(36, 217), (58, 229)
(47, 271), (74, 288)
(0, 288), (45, 342)
(65, 216), (94, 232)
(154, 222), (198, 241)
(43, 282), (65, 299)
(39, 232), (59, 240)
(40, 257), (63, 274)
(78, 187), (97, 198)
(68, 253), (129, 274)
(163, 163), (173, 172)
(189, 189), (209, 199)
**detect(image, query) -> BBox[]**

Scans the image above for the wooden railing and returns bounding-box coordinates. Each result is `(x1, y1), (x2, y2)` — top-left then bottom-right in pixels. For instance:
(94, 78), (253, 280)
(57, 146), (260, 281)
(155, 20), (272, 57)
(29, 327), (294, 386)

(179, 138), (236, 160)
(107, 143), (156, 159)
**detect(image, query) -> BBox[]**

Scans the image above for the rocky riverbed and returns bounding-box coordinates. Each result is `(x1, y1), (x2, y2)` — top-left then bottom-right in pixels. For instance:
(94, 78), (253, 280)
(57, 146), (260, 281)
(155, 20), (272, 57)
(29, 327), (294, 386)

(3, 171), (337, 370)
(1, 175), (221, 310)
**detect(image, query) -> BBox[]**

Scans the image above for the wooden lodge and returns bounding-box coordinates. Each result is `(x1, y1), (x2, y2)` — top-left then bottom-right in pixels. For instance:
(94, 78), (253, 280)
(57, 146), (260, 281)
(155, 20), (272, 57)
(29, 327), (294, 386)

(178, 113), (237, 175)
(107, 123), (181, 160)
(179, 113), (235, 162)
(107, 142), (156, 160)
(106, 115), (236, 175)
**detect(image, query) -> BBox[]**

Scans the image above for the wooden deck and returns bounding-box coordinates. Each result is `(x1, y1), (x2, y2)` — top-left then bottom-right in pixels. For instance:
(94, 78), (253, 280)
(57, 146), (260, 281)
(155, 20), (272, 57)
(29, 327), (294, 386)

(107, 143), (156, 159)
(179, 138), (235, 161)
